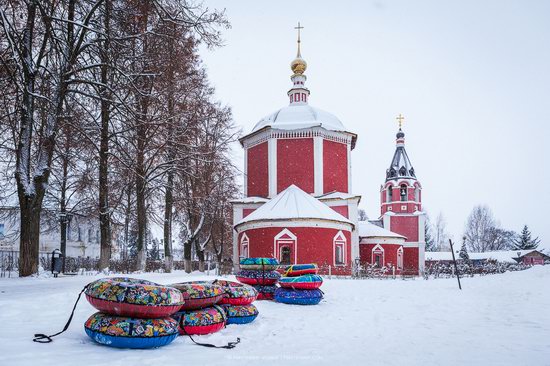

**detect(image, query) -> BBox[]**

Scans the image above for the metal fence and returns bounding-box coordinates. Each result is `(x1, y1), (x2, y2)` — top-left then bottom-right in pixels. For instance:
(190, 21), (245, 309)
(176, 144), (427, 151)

(0, 250), (219, 277)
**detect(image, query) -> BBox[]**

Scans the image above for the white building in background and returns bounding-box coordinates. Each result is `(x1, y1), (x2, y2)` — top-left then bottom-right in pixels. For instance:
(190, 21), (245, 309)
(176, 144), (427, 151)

(0, 207), (105, 258)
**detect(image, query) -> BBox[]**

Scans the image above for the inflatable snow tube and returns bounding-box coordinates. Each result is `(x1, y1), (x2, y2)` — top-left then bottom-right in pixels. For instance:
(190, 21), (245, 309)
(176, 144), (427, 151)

(279, 274), (323, 290)
(214, 280), (258, 305)
(283, 264), (319, 277)
(274, 288), (323, 305)
(253, 285), (278, 300)
(221, 304), (259, 325)
(84, 312), (178, 349)
(173, 305), (226, 335)
(85, 277), (184, 318)
(236, 269), (281, 286)
(169, 281), (225, 310)
(239, 257), (279, 271)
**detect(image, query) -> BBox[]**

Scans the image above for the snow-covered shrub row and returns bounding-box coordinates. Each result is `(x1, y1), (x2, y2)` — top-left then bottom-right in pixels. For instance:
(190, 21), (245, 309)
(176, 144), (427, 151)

(423, 260), (531, 279)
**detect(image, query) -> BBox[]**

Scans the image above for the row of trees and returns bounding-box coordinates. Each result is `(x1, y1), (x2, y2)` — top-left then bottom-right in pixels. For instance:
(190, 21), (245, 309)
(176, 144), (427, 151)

(0, 0), (238, 276)
(425, 205), (540, 252)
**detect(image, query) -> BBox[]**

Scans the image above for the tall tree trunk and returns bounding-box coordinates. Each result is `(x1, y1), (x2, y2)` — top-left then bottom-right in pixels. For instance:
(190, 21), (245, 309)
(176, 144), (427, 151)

(163, 169), (174, 272)
(133, 0), (151, 272)
(135, 123), (147, 271)
(162, 24), (176, 273)
(59, 122), (70, 272)
(183, 238), (192, 273)
(98, 0), (112, 271)
(16, 2), (38, 277)
(123, 184), (132, 262)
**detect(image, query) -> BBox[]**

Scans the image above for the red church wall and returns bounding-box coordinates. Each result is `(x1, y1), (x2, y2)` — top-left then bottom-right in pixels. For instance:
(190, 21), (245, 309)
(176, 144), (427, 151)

(247, 142), (268, 197)
(390, 216), (419, 242)
(323, 140), (348, 193)
(403, 247), (419, 274)
(359, 243), (401, 269)
(242, 208), (256, 218)
(329, 205), (349, 218)
(277, 138), (314, 194)
(239, 226), (352, 275)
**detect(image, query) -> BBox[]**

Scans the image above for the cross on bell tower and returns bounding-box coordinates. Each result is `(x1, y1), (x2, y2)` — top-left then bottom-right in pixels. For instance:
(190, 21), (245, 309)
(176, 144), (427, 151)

(396, 113), (405, 130)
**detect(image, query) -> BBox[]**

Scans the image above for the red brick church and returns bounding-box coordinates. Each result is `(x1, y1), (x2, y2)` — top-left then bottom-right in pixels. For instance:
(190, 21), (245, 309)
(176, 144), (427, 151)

(232, 28), (425, 275)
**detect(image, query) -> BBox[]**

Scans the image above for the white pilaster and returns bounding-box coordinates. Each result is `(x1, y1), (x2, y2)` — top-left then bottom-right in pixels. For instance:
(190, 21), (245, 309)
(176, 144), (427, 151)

(243, 147), (248, 196)
(347, 142), (352, 193)
(348, 200), (360, 262)
(314, 136), (324, 195)
(268, 138), (277, 198)
(232, 205), (243, 273)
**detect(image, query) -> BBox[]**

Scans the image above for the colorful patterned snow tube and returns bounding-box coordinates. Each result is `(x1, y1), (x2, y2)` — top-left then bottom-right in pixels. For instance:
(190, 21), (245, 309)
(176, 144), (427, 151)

(253, 285), (278, 300)
(169, 281), (225, 310)
(84, 312), (178, 349)
(85, 277), (184, 318)
(283, 263), (319, 277)
(221, 304), (259, 325)
(239, 257), (279, 271)
(214, 280), (258, 305)
(279, 274), (323, 290)
(173, 305), (226, 335)
(236, 269), (281, 286)
(274, 288), (323, 305)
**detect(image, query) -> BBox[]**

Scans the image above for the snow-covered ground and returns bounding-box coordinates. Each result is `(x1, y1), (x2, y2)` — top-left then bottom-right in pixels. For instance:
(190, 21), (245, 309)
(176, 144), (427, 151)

(1, 268), (549, 366)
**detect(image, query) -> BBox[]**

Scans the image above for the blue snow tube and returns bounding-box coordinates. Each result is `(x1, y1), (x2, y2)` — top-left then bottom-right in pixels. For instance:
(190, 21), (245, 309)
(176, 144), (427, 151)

(221, 304), (259, 325)
(84, 312), (179, 349)
(274, 288), (323, 305)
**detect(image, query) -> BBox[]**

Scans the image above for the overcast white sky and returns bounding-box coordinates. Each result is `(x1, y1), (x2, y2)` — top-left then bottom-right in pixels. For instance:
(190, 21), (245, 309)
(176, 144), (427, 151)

(198, 0), (550, 249)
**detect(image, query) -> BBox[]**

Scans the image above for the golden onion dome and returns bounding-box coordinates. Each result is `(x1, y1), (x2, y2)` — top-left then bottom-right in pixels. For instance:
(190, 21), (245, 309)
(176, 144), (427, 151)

(291, 56), (307, 75)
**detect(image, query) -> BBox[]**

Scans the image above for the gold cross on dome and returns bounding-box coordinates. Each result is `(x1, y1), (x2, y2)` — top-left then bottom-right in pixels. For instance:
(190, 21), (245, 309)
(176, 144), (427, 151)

(396, 113), (405, 129)
(295, 22), (304, 42)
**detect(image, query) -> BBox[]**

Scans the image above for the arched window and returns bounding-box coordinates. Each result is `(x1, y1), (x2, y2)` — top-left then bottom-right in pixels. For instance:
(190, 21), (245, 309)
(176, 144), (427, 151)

(372, 244), (385, 268)
(240, 233), (249, 259)
(333, 231), (346, 266)
(274, 229), (297, 265)
(280, 246), (291, 265)
(397, 246), (404, 270)
(400, 184), (407, 202)
(399, 166), (407, 176)
(387, 186), (393, 202)
(415, 186), (420, 202)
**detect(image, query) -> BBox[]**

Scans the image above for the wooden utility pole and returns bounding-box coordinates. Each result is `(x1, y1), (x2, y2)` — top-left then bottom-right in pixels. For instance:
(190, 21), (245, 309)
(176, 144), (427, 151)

(449, 239), (462, 290)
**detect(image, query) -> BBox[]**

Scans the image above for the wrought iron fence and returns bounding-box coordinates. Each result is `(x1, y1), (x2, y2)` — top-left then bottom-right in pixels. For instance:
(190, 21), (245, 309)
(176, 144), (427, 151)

(0, 250), (218, 277)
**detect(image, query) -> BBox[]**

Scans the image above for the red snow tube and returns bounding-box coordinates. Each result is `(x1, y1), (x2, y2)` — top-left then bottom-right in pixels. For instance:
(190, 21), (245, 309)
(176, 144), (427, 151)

(169, 281), (225, 310)
(279, 274), (323, 290)
(253, 285), (278, 300)
(85, 277), (184, 318)
(236, 270), (281, 286)
(173, 305), (226, 335)
(214, 280), (258, 305)
(283, 264), (319, 277)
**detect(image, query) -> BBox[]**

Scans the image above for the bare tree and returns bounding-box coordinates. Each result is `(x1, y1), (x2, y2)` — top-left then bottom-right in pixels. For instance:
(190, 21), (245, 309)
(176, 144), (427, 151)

(1, 0), (107, 276)
(464, 205), (515, 252)
(433, 212), (449, 251)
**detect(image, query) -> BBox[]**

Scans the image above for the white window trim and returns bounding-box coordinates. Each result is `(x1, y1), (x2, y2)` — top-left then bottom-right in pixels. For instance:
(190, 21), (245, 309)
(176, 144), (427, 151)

(372, 243), (385, 267)
(333, 230), (347, 266)
(274, 228), (297, 264)
(240, 233), (249, 259)
(397, 246), (404, 269)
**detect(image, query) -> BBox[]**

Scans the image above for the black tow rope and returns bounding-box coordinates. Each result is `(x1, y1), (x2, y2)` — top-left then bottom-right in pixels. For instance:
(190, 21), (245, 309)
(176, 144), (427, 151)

(178, 315), (240, 349)
(33, 284), (89, 343)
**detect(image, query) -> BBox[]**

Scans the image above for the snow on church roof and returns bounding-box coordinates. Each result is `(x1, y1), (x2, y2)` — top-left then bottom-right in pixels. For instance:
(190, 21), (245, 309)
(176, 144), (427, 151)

(251, 104), (347, 133)
(357, 221), (406, 239)
(235, 184), (353, 228)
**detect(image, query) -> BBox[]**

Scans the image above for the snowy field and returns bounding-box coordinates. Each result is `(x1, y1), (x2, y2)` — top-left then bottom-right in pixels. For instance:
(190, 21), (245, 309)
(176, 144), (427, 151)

(1, 268), (549, 366)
